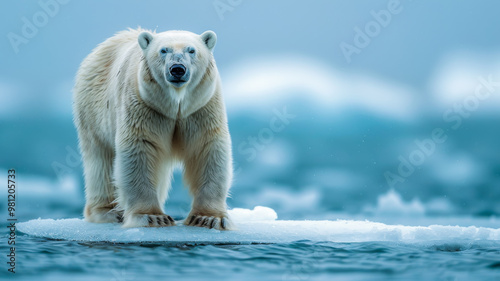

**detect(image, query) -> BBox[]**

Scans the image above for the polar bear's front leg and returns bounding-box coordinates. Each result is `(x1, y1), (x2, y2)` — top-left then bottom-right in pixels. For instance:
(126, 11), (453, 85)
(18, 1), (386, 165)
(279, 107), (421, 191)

(80, 136), (123, 224)
(183, 136), (234, 230)
(114, 139), (175, 228)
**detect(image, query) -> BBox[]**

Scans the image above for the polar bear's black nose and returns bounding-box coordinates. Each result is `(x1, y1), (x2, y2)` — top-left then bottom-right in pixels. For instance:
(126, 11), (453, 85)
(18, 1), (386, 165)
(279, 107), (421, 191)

(169, 64), (186, 79)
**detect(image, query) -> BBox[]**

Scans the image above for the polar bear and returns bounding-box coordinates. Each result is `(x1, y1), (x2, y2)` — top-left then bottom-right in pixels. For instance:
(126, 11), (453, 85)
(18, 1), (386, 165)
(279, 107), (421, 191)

(73, 28), (233, 230)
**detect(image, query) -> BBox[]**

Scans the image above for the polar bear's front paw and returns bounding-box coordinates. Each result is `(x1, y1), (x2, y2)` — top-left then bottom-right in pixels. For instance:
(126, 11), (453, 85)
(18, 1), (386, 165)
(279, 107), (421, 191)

(122, 213), (176, 228)
(184, 213), (234, 230)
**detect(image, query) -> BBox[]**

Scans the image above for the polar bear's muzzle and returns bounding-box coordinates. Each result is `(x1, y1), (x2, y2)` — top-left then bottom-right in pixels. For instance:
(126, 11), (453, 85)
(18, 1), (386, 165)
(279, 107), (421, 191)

(167, 64), (190, 87)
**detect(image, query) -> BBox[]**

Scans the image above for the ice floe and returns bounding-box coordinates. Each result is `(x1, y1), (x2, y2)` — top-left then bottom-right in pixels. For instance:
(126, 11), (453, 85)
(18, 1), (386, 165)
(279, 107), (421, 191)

(17, 206), (500, 244)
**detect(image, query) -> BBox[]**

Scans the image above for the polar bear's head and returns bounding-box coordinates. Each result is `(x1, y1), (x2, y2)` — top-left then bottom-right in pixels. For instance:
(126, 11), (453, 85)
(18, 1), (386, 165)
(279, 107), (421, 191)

(138, 30), (217, 89)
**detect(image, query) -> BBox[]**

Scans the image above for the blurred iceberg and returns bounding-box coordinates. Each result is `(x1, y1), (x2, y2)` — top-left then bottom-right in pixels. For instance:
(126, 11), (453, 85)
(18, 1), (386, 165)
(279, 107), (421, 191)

(363, 189), (425, 217)
(222, 55), (420, 122)
(430, 51), (500, 114)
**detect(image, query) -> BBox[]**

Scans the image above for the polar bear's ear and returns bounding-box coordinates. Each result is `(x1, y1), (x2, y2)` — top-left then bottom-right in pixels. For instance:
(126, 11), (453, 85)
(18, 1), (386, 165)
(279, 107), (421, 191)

(200, 30), (217, 51)
(138, 31), (154, 50)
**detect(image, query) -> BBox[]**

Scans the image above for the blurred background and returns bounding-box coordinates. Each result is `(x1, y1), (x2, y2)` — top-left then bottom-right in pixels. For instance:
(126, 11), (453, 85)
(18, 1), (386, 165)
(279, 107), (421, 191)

(1, 0), (499, 222)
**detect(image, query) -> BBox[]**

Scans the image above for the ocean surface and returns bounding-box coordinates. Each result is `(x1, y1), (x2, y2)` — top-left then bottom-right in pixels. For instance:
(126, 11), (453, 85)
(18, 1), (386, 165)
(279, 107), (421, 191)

(3, 229), (500, 281)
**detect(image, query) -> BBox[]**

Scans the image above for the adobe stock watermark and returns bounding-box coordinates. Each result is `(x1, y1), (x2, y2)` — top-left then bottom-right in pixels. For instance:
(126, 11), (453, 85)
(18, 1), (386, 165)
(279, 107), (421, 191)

(7, 0), (70, 54)
(51, 145), (82, 181)
(213, 0), (243, 21)
(234, 106), (295, 175)
(282, 249), (326, 281)
(384, 75), (500, 188)
(340, 0), (413, 64)
(110, 267), (135, 281)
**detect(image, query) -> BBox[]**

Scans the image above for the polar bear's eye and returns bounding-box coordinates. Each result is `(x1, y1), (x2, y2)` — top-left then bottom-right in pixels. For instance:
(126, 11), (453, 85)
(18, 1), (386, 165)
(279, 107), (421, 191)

(187, 47), (195, 54)
(160, 48), (169, 54)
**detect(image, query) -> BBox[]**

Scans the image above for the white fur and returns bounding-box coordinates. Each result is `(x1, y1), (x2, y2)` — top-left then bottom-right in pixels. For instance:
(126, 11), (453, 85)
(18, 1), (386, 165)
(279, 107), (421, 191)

(73, 28), (233, 230)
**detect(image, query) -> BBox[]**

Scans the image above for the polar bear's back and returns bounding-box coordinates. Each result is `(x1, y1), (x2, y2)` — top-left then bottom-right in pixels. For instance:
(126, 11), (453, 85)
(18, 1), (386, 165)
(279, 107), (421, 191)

(73, 28), (145, 147)
(75, 28), (143, 91)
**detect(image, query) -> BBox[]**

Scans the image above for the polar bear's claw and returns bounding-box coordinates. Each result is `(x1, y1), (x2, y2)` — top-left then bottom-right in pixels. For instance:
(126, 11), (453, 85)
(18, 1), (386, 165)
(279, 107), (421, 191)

(184, 214), (233, 230)
(145, 214), (175, 227)
(122, 213), (175, 228)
